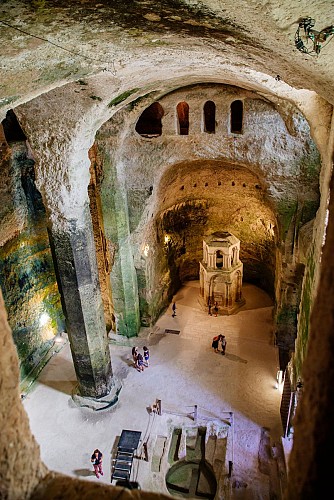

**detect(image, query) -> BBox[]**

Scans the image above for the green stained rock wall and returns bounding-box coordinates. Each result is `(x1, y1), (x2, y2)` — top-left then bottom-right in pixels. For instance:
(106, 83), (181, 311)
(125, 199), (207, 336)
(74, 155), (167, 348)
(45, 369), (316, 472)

(127, 187), (153, 232)
(293, 244), (316, 380)
(0, 224), (64, 382)
(0, 148), (64, 384)
(136, 267), (150, 326)
(99, 149), (140, 337)
(277, 200), (298, 241)
(274, 191), (319, 360)
(108, 88), (140, 108)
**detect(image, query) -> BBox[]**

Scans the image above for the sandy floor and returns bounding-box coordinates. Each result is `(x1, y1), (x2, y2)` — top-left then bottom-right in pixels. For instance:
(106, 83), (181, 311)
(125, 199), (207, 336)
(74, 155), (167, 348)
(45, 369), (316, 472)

(23, 282), (287, 499)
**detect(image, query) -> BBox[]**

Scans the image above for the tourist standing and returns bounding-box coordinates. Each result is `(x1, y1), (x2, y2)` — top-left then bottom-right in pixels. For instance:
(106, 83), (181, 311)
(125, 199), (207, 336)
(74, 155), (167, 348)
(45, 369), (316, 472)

(220, 335), (227, 355)
(136, 352), (145, 372)
(143, 346), (150, 366)
(172, 301), (176, 317)
(91, 449), (104, 478)
(132, 346), (138, 365)
(212, 334), (222, 353)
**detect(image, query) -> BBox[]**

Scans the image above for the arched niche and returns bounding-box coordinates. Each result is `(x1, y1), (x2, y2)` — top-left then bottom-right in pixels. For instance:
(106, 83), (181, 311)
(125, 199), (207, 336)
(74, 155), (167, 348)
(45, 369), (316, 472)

(230, 100), (243, 134)
(135, 102), (164, 137)
(177, 101), (189, 135)
(203, 100), (216, 133)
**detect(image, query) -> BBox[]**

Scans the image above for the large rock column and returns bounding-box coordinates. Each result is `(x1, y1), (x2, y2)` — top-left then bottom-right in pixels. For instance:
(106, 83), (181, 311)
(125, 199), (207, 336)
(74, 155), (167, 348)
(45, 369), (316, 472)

(14, 99), (119, 406)
(97, 133), (141, 338)
(48, 205), (115, 399)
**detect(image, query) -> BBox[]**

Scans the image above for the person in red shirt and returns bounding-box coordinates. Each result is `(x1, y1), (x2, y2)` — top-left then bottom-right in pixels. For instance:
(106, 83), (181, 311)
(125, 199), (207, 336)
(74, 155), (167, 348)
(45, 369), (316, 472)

(91, 449), (103, 478)
(212, 334), (222, 353)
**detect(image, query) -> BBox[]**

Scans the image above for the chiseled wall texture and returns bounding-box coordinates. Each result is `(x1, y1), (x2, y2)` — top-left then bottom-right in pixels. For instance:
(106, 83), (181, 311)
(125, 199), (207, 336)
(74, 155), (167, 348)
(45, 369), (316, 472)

(0, 129), (65, 386)
(0, 288), (47, 499)
(287, 133), (334, 500)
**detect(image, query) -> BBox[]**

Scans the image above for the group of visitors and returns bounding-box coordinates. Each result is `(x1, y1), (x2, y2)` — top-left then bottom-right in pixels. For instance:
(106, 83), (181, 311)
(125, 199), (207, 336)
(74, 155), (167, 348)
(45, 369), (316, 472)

(132, 346), (150, 372)
(211, 334), (227, 355)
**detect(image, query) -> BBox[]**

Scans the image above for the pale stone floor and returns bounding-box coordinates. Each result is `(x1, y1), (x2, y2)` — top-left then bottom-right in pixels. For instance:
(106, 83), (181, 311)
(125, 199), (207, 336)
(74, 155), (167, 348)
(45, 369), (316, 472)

(23, 281), (291, 499)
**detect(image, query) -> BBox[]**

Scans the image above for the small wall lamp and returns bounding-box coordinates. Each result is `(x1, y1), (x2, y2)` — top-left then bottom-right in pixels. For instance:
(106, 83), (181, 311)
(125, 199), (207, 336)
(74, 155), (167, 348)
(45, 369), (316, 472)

(295, 18), (334, 55)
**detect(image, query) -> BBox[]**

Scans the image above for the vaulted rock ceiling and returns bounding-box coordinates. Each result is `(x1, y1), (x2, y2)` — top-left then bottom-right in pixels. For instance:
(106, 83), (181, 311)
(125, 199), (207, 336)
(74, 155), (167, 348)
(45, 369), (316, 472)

(1, 0), (334, 117)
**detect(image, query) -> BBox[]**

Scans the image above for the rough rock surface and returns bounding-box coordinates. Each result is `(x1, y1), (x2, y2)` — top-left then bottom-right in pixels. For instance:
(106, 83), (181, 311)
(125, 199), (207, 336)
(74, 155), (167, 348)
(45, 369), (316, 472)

(0, 290), (47, 499)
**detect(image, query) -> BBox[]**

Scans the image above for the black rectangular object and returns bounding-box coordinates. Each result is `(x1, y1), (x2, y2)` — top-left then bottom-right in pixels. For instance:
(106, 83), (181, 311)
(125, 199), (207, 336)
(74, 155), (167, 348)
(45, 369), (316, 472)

(118, 430), (142, 452)
(115, 453), (133, 463)
(112, 470), (130, 480)
(114, 462), (132, 472)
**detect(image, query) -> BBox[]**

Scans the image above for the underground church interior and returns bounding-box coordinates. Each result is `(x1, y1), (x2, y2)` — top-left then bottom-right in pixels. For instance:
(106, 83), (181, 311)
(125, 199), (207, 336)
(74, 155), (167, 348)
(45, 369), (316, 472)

(1, 1), (334, 499)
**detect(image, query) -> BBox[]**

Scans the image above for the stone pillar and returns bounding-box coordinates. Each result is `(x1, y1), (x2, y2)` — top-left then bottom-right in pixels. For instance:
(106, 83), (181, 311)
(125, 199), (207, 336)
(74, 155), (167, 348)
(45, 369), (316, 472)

(13, 97), (120, 408)
(111, 240), (140, 337)
(225, 282), (231, 307)
(199, 266), (204, 296)
(227, 282), (233, 307)
(203, 241), (208, 264)
(204, 279), (209, 305)
(235, 247), (239, 263)
(208, 251), (215, 269)
(48, 206), (114, 400)
(237, 272), (242, 301)
(98, 139), (141, 337)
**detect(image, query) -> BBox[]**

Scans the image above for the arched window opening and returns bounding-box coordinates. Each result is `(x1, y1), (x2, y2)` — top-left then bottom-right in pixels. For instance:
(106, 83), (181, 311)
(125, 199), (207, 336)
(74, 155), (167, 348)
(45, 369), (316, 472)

(216, 250), (224, 269)
(177, 101), (189, 135)
(203, 100), (216, 133)
(230, 100), (243, 134)
(135, 102), (164, 137)
(231, 247), (237, 266)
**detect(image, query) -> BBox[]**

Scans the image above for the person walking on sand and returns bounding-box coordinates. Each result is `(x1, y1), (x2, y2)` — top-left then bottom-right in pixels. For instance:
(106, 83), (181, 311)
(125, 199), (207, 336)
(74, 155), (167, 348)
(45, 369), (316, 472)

(213, 301), (219, 317)
(143, 346), (150, 366)
(91, 449), (103, 478)
(220, 335), (227, 355)
(212, 334), (222, 353)
(172, 301), (176, 317)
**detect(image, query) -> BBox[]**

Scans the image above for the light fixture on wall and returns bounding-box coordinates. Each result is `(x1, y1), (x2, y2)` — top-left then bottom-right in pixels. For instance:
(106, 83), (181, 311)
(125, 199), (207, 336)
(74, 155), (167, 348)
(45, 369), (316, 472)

(54, 331), (65, 344)
(295, 17), (334, 55)
(39, 312), (49, 327)
(164, 234), (173, 253)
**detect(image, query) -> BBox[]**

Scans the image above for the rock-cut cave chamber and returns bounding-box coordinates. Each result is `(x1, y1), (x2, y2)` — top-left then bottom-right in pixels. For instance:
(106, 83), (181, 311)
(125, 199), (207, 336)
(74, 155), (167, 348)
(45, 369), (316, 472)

(1, 1), (334, 499)
(1, 83), (321, 401)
